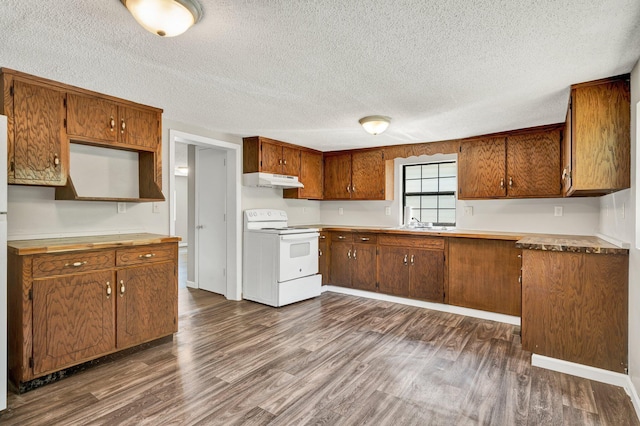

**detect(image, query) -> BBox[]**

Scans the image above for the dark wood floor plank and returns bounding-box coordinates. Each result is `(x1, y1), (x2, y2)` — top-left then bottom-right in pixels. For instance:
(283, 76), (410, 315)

(1, 288), (638, 426)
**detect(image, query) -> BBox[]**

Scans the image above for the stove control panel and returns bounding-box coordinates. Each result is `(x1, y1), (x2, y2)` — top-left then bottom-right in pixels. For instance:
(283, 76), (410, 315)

(245, 209), (288, 222)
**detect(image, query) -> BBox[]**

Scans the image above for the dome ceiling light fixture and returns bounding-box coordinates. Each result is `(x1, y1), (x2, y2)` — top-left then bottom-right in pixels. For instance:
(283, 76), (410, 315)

(120, 0), (203, 37)
(359, 115), (391, 135)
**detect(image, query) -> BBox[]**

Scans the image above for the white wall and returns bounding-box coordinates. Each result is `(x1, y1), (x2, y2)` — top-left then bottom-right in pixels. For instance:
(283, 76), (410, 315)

(242, 187), (321, 225)
(174, 175), (188, 246)
(601, 60), (639, 400)
(320, 155), (601, 236)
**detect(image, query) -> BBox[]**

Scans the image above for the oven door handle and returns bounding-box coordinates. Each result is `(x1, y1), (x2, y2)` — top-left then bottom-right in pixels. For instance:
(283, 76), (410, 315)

(280, 232), (320, 241)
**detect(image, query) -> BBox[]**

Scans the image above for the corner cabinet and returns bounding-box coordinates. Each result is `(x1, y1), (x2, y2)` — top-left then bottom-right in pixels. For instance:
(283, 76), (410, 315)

(323, 149), (394, 200)
(0, 68), (164, 201)
(7, 234), (179, 390)
(458, 126), (562, 199)
(562, 75), (630, 196)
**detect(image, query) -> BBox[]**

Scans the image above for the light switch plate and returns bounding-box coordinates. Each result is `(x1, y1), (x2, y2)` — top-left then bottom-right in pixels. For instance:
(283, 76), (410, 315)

(117, 202), (126, 213)
(554, 206), (563, 217)
(464, 206), (473, 216)
(338, 207), (344, 216)
(152, 202), (161, 214)
(385, 206), (391, 216)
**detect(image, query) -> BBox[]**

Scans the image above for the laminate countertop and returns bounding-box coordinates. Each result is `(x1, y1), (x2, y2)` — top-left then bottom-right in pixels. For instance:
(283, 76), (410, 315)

(8, 233), (181, 255)
(311, 226), (629, 255)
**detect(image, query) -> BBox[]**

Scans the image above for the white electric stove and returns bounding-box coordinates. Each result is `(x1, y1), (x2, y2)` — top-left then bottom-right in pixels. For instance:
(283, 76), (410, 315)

(243, 209), (321, 307)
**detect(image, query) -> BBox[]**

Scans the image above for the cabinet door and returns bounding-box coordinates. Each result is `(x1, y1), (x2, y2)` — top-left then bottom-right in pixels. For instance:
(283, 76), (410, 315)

(116, 261), (177, 348)
(282, 146), (301, 176)
(12, 79), (67, 185)
(32, 270), (116, 375)
(409, 249), (444, 303)
(323, 153), (352, 199)
(377, 246), (410, 297)
(329, 241), (352, 287)
(318, 237), (329, 285)
(119, 105), (159, 150)
(67, 94), (118, 143)
(299, 150), (323, 199)
(458, 138), (506, 199)
(506, 130), (561, 197)
(260, 140), (283, 174)
(448, 238), (521, 316)
(562, 97), (573, 196)
(351, 149), (385, 200)
(351, 243), (377, 292)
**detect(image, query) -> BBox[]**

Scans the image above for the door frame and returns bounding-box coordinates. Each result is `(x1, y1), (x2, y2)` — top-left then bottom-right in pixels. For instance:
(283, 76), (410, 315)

(168, 129), (242, 301)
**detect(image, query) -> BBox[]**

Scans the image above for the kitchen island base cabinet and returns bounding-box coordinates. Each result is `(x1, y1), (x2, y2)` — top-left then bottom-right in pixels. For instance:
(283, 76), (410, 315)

(521, 250), (628, 373)
(7, 234), (179, 389)
(448, 238), (522, 316)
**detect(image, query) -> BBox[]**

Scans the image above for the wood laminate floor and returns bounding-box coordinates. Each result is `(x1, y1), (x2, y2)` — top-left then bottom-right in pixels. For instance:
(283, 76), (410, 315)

(1, 289), (638, 425)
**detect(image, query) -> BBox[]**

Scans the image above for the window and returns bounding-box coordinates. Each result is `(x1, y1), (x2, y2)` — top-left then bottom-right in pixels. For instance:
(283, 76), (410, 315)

(403, 161), (456, 225)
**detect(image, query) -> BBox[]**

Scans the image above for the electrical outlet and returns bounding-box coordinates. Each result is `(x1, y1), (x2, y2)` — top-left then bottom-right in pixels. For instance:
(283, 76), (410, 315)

(338, 207), (344, 216)
(117, 202), (126, 213)
(152, 202), (161, 214)
(385, 206), (391, 216)
(554, 206), (563, 217)
(464, 206), (473, 216)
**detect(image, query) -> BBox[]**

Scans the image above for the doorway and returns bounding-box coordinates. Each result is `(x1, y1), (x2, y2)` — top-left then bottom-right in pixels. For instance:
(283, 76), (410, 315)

(168, 130), (242, 301)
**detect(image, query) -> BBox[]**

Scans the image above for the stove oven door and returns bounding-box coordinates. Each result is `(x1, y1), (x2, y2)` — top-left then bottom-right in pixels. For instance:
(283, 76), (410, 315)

(278, 232), (320, 282)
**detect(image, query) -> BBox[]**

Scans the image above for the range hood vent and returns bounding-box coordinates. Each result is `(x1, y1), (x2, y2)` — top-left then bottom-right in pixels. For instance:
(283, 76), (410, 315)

(243, 172), (304, 189)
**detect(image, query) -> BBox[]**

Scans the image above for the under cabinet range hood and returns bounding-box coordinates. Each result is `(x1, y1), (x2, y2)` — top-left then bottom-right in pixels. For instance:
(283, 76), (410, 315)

(243, 172), (304, 189)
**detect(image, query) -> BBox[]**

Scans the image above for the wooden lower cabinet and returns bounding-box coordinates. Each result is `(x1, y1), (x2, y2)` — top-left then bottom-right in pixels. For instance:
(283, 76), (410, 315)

(409, 248), (445, 302)
(7, 235), (179, 387)
(318, 232), (329, 285)
(447, 238), (522, 316)
(377, 246), (410, 296)
(329, 240), (352, 287)
(328, 232), (377, 291)
(521, 250), (628, 373)
(351, 242), (377, 291)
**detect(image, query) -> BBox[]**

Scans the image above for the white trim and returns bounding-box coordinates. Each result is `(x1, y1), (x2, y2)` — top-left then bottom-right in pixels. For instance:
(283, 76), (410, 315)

(168, 129), (242, 301)
(186, 280), (197, 289)
(532, 354), (640, 419)
(322, 285), (520, 325)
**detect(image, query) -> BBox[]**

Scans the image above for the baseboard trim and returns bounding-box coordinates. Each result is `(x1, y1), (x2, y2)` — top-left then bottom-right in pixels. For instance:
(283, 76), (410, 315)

(186, 280), (197, 289)
(321, 285), (520, 326)
(532, 354), (640, 419)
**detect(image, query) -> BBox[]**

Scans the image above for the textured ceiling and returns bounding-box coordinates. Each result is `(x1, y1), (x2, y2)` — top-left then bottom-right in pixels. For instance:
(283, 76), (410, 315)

(0, 1), (639, 151)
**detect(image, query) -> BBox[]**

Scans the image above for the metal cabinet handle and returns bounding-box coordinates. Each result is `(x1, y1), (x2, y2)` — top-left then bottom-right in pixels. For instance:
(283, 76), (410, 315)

(500, 178), (505, 189)
(138, 253), (155, 259)
(106, 281), (112, 298)
(278, 159), (283, 165)
(346, 185), (351, 193)
(338, 235), (346, 240)
(283, 159), (287, 165)
(319, 249), (323, 256)
(403, 254), (408, 265)
(410, 254), (415, 265)
(109, 116), (115, 131)
(320, 235), (326, 239)
(360, 237), (370, 241)
(64, 261), (87, 267)
(120, 119), (126, 134)
(53, 154), (60, 167)
(119, 280), (125, 296)
(353, 249), (357, 260)
(509, 177), (513, 188)
(347, 249), (352, 259)
(352, 185), (356, 192)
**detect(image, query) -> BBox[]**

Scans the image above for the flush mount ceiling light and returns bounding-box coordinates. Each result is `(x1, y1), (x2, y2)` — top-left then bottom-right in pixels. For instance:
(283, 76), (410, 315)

(121, 0), (203, 37)
(359, 115), (391, 135)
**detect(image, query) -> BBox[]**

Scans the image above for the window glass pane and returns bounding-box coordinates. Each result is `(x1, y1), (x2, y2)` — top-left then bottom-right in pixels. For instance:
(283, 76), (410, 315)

(438, 194), (456, 209)
(405, 165), (422, 180)
(421, 164), (438, 178)
(421, 178), (438, 192)
(439, 162), (456, 178)
(439, 209), (456, 224)
(405, 180), (421, 193)
(421, 195), (438, 208)
(406, 196), (421, 208)
(440, 177), (457, 192)
(420, 209), (438, 223)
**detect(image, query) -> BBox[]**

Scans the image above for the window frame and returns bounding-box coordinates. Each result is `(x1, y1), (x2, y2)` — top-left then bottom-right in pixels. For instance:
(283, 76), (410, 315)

(402, 161), (457, 226)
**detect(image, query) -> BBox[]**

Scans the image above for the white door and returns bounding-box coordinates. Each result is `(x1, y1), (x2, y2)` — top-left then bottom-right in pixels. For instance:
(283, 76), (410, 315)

(196, 148), (227, 295)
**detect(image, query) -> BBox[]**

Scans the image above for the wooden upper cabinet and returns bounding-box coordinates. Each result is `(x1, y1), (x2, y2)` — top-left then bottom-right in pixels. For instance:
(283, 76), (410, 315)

(324, 149), (393, 200)
(67, 94), (159, 151)
(458, 137), (506, 199)
(285, 150), (323, 199)
(259, 140), (283, 174)
(243, 136), (302, 175)
(8, 78), (68, 186)
(281, 145), (301, 176)
(323, 152), (352, 199)
(563, 76), (630, 196)
(506, 129), (561, 198)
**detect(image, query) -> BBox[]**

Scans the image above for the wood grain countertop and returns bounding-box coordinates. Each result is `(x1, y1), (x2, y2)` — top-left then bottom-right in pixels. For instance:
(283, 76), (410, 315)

(515, 235), (628, 255)
(8, 233), (181, 255)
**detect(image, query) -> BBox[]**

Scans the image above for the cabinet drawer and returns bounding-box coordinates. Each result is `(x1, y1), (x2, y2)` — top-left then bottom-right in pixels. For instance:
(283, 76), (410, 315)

(378, 235), (444, 250)
(331, 232), (353, 243)
(319, 231), (329, 242)
(32, 250), (115, 278)
(116, 244), (176, 266)
(353, 233), (377, 244)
